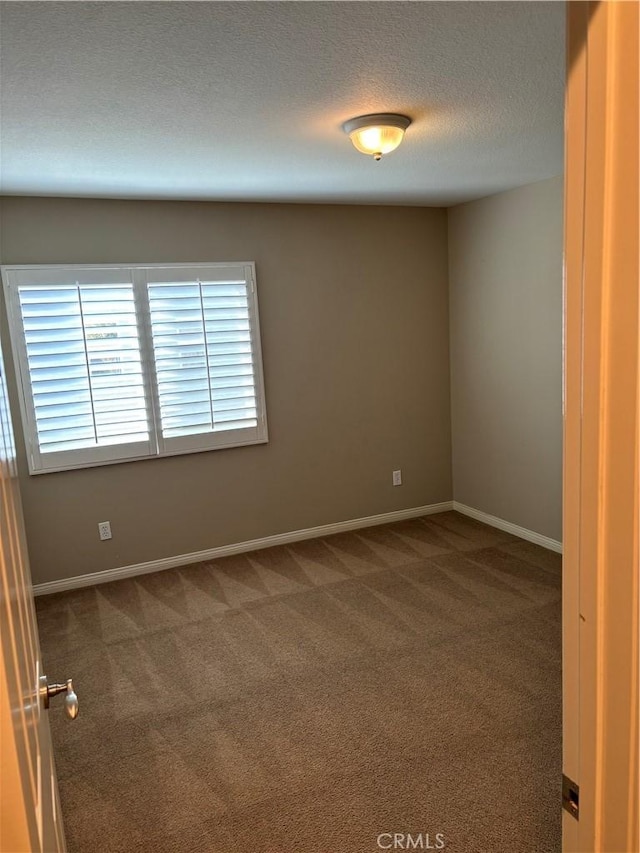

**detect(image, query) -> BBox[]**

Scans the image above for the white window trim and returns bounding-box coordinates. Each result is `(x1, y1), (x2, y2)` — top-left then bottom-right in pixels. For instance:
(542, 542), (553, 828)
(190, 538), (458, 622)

(1, 261), (269, 474)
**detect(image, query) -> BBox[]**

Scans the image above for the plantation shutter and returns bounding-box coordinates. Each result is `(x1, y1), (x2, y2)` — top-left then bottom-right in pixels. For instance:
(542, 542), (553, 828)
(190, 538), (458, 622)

(145, 264), (265, 453)
(6, 268), (153, 472)
(2, 263), (267, 473)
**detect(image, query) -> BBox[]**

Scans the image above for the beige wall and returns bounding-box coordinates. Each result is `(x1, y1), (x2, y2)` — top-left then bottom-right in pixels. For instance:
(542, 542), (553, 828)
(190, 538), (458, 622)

(0, 197), (452, 584)
(447, 176), (563, 541)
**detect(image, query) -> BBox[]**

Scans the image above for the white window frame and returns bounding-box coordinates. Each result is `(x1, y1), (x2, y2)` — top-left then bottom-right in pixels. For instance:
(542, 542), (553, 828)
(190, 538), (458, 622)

(1, 262), (268, 475)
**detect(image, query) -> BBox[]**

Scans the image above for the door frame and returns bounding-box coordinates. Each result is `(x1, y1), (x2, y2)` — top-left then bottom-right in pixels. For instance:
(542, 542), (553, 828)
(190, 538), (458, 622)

(563, 3), (639, 851)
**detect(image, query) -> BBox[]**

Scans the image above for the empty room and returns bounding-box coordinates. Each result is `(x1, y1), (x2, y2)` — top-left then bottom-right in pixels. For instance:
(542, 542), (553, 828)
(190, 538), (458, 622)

(1, 2), (638, 853)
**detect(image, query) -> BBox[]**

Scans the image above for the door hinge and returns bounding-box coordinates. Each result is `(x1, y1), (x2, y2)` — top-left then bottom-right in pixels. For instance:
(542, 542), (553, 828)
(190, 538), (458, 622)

(562, 774), (579, 820)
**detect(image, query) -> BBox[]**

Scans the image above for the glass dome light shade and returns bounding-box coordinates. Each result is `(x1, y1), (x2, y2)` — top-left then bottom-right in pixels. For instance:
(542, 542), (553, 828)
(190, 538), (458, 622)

(342, 114), (412, 160)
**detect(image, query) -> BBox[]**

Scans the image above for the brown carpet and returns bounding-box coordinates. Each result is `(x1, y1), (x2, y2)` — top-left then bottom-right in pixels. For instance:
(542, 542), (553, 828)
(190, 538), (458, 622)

(36, 511), (562, 853)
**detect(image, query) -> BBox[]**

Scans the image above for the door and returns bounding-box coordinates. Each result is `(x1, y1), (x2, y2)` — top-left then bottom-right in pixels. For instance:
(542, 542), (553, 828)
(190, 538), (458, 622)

(563, 2), (639, 851)
(0, 330), (67, 851)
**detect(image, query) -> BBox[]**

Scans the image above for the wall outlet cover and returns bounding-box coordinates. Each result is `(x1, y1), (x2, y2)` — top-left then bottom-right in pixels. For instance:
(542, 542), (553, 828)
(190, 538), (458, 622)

(98, 521), (112, 541)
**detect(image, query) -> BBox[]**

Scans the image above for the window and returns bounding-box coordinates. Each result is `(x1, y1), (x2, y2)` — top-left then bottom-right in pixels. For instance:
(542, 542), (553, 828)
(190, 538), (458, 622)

(2, 263), (268, 474)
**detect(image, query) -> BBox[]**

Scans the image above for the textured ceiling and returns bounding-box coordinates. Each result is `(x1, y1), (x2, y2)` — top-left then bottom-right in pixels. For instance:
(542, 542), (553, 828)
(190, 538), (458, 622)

(0, 1), (565, 206)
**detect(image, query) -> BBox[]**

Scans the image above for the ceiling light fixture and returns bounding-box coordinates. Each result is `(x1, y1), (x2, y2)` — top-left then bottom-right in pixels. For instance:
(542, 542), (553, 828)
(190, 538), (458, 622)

(342, 113), (412, 161)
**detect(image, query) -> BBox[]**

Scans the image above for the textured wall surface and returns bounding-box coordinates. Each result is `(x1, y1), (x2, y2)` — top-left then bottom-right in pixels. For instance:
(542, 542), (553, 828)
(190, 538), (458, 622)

(0, 197), (452, 583)
(448, 177), (563, 541)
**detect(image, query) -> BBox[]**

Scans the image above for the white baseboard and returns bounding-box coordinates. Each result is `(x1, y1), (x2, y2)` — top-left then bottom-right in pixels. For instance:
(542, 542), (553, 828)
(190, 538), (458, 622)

(453, 501), (563, 554)
(33, 501), (454, 597)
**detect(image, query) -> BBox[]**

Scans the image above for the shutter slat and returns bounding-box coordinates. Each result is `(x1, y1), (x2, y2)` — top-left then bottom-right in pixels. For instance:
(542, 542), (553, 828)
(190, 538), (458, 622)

(35, 401), (93, 419)
(163, 423), (218, 438)
(94, 410), (148, 427)
(24, 331), (85, 345)
(40, 433), (146, 453)
(31, 389), (92, 404)
(159, 382), (254, 409)
(36, 414), (95, 432)
(153, 355), (208, 370)
(160, 397), (211, 412)
(96, 421), (149, 437)
(161, 414), (213, 430)
(25, 342), (84, 356)
(203, 363), (253, 374)
(150, 297), (248, 313)
(151, 313), (248, 331)
(215, 406), (258, 419)
(39, 425), (96, 443)
(155, 367), (209, 383)
(90, 372), (145, 387)
(211, 390), (256, 404)
(149, 283), (245, 297)
(27, 352), (88, 367)
(30, 365), (88, 381)
(153, 344), (251, 359)
(213, 418), (258, 432)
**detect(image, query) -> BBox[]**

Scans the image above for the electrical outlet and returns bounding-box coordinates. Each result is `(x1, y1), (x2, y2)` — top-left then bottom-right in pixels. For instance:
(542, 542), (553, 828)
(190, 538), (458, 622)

(392, 469), (402, 486)
(98, 521), (112, 541)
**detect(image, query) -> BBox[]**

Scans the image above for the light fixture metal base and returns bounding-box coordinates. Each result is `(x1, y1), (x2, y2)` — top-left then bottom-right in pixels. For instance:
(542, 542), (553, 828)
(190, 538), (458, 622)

(341, 113), (411, 136)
